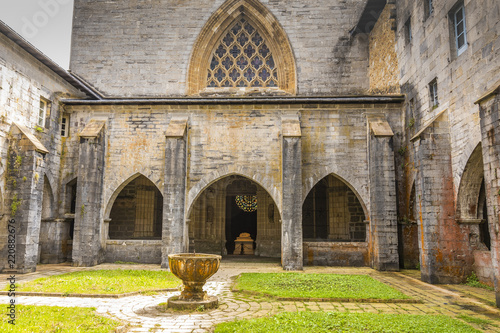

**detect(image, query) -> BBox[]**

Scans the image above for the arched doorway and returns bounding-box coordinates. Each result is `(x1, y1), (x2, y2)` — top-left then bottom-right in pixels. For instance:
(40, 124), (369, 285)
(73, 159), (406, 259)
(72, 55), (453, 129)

(188, 175), (281, 257)
(456, 143), (492, 285)
(108, 175), (163, 239)
(302, 174), (368, 266)
(456, 143), (491, 250)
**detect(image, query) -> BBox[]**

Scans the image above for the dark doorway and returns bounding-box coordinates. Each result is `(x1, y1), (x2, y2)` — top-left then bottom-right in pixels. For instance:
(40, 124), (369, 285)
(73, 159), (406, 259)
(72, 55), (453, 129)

(225, 195), (257, 254)
(479, 180), (491, 250)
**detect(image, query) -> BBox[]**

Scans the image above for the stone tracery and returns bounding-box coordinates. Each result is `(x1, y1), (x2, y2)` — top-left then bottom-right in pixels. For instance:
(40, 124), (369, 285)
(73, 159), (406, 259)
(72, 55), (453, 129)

(207, 18), (278, 89)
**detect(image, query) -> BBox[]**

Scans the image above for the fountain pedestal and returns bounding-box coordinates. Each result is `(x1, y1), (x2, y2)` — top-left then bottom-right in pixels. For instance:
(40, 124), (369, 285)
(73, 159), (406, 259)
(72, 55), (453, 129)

(167, 253), (221, 310)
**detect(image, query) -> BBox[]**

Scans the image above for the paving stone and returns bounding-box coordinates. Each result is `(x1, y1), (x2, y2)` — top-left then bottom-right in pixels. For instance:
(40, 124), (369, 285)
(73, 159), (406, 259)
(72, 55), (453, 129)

(0, 262), (500, 332)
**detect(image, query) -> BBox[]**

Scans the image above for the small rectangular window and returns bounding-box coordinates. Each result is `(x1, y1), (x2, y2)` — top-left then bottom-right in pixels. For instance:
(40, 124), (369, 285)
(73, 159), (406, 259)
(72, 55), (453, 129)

(38, 99), (48, 127)
(454, 5), (467, 55)
(425, 0), (434, 19)
(61, 116), (69, 137)
(429, 79), (438, 108)
(405, 17), (412, 44)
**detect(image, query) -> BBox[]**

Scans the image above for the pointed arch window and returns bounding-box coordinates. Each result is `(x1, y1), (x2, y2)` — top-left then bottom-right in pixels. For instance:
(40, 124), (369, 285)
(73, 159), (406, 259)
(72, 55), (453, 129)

(207, 18), (278, 89)
(188, 0), (296, 95)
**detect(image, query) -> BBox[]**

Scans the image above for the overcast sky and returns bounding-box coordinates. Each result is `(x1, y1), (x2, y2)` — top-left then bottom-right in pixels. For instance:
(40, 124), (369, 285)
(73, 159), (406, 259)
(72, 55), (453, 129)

(0, 0), (74, 69)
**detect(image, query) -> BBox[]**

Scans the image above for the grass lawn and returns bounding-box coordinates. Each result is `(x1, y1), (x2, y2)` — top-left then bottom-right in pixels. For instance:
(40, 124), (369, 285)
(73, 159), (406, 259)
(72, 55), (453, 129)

(234, 273), (409, 299)
(11, 269), (180, 295)
(215, 312), (480, 333)
(0, 305), (122, 332)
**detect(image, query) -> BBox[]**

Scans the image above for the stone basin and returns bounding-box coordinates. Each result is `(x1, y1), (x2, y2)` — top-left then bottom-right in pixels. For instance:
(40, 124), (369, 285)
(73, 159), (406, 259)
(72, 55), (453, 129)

(167, 253), (221, 309)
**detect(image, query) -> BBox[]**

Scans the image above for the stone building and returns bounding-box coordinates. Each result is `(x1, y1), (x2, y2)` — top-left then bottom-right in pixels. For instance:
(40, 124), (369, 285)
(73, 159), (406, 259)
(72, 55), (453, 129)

(1, 0), (500, 306)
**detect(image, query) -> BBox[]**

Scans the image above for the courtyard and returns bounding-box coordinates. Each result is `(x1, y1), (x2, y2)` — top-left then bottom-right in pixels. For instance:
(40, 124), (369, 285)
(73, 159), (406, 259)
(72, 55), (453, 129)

(0, 258), (499, 332)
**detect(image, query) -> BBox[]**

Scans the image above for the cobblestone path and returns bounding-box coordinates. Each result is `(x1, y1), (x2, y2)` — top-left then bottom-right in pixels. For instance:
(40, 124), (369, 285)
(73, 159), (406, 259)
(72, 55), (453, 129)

(0, 262), (499, 332)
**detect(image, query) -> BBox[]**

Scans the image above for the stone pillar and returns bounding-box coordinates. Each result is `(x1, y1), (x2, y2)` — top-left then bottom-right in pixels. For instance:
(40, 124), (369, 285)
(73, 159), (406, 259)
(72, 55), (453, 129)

(72, 120), (106, 267)
(368, 118), (399, 271)
(477, 88), (500, 306)
(161, 116), (188, 268)
(4, 123), (48, 273)
(412, 111), (471, 283)
(281, 115), (303, 270)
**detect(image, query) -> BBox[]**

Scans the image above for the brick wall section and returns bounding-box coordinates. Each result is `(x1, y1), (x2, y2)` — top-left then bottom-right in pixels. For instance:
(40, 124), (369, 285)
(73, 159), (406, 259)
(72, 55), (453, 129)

(70, 0), (369, 96)
(478, 93), (500, 305)
(369, 4), (400, 94)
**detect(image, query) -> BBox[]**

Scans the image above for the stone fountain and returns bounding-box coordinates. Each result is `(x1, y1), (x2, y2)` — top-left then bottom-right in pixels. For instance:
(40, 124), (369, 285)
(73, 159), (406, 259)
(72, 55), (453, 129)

(167, 253), (221, 310)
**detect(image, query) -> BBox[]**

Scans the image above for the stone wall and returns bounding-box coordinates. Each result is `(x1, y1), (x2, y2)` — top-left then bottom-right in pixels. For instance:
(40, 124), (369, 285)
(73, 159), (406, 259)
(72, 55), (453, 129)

(64, 102), (403, 220)
(70, 0), (370, 97)
(396, 0), (500, 191)
(369, 4), (400, 94)
(303, 242), (369, 266)
(62, 100), (403, 265)
(105, 240), (162, 264)
(0, 31), (83, 272)
(395, 0), (500, 282)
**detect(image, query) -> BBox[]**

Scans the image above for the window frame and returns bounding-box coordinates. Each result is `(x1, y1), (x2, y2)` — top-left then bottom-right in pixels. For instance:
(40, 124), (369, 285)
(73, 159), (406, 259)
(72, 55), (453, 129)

(38, 98), (48, 128)
(453, 4), (467, 56)
(429, 79), (439, 108)
(61, 115), (69, 137)
(424, 0), (434, 20)
(405, 17), (412, 44)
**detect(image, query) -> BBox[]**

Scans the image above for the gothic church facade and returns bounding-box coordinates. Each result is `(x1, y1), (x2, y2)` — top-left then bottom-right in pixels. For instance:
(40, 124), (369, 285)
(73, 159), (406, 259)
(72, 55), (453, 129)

(1, 0), (500, 306)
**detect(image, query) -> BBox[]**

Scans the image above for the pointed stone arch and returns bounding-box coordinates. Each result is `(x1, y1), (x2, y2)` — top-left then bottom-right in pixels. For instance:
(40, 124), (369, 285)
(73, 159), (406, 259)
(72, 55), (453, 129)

(456, 143), (484, 221)
(104, 172), (162, 220)
(106, 173), (163, 240)
(303, 170), (369, 218)
(41, 175), (55, 219)
(187, 0), (296, 95)
(302, 173), (368, 242)
(187, 174), (281, 257)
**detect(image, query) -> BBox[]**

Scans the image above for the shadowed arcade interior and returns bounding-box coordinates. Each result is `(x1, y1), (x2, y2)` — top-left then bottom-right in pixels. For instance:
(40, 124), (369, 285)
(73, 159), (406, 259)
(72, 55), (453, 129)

(108, 175), (163, 240)
(188, 175), (281, 257)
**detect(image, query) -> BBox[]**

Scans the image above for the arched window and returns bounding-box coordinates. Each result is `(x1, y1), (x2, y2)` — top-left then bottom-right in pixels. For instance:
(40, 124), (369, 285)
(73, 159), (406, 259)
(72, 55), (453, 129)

(187, 0), (296, 95)
(207, 18), (278, 89)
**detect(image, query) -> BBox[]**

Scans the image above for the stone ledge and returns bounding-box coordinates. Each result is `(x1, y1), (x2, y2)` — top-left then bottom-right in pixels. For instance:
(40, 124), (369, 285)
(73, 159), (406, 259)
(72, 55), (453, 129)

(105, 240), (162, 245)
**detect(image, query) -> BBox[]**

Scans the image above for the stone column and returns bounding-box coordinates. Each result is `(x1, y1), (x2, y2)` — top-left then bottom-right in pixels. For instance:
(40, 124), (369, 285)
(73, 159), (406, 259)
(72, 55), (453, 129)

(4, 123), (48, 273)
(412, 111), (471, 283)
(281, 115), (303, 270)
(72, 120), (106, 267)
(477, 88), (500, 306)
(368, 118), (399, 271)
(161, 116), (188, 268)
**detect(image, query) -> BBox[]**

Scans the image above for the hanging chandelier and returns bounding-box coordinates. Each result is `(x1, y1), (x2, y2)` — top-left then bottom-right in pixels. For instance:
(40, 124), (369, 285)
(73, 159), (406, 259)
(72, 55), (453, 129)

(235, 195), (257, 212)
